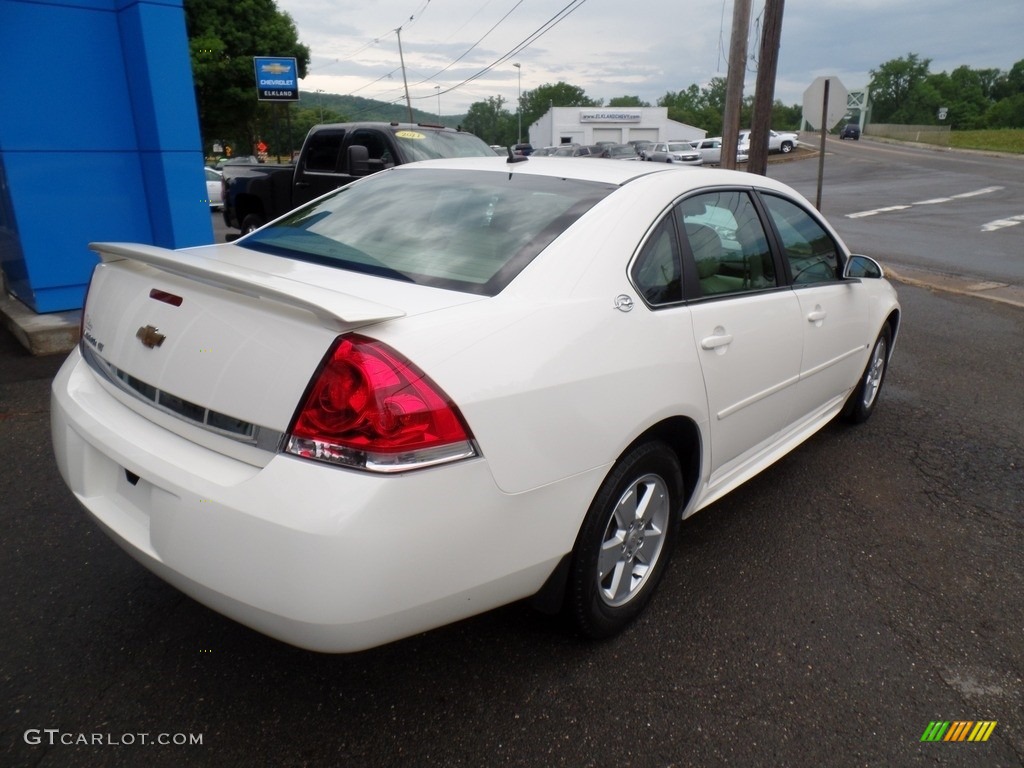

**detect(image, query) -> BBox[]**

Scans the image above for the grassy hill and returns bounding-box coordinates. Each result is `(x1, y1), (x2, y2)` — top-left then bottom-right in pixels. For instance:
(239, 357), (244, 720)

(300, 91), (467, 128)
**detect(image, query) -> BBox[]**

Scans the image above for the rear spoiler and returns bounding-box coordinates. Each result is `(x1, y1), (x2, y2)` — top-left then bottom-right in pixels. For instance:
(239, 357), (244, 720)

(90, 242), (406, 330)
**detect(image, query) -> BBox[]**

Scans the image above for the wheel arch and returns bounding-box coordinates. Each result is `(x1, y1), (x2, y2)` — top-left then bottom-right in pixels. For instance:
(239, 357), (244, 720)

(235, 193), (267, 224)
(529, 414), (703, 616)
(884, 308), (901, 352)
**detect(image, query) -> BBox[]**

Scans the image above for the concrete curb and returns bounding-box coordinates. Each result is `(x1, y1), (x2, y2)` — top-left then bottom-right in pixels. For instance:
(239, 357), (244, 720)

(0, 285), (80, 356)
(886, 264), (1024, 309)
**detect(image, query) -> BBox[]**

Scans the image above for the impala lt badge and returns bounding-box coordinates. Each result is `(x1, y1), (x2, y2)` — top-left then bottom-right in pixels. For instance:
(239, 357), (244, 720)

(136, 325), (166, 348)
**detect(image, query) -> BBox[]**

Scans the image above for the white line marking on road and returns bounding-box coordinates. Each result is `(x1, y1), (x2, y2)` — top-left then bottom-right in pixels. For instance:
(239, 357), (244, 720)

(954, 186), (1004, 199)
(981, 214), (1024, 232)
(847, 187), (1004, 220)
(847, 205), (912, 219)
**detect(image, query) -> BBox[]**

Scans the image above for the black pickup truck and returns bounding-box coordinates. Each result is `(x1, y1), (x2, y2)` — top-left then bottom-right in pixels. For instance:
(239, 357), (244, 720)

(222, 122), (496, 234)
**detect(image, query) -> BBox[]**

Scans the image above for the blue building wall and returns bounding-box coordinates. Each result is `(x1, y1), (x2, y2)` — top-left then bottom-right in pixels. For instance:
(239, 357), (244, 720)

(0, 0), (212, 313)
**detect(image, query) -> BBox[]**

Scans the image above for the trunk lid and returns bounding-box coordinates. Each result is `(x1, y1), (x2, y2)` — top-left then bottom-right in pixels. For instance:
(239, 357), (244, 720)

(81, 242), (480, 456)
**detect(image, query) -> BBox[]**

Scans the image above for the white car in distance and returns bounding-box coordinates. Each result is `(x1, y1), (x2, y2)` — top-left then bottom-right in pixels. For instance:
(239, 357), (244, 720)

(690, 138), (749, 165)
(737, 129), (800, 156)
(52, 156), (899, 653)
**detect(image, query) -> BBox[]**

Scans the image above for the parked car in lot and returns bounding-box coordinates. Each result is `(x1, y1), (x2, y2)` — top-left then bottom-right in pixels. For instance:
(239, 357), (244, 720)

(552, 144), (604, 157)
(737, 129), (799, 155)
(203, 167), (223, 209)
(212, 155), (260, 170)
(604, 144), (640, 160)
(221, 122), (495, 234)
(52, 156), (899, 653)
(840, 123), (861, 140)
(630, 140), (656, 159)
(645, 141), (703, 165)
(690, 138), (748, 165)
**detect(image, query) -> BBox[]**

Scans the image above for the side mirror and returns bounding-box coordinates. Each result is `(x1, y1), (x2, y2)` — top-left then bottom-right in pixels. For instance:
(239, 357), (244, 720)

(347, 145), (370, 176)
(844, 254), (884, 279)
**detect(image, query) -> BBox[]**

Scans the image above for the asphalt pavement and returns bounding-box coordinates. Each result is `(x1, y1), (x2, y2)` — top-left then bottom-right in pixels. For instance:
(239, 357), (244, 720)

(2, 277), (1023, 767)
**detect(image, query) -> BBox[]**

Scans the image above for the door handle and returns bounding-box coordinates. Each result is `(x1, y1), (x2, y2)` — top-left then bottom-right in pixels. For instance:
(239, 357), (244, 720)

(700, 332), (734, 350)
(807, 307), (827, 324)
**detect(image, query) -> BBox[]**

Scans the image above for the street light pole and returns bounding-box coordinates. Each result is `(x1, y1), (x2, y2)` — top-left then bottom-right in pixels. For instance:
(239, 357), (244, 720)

(434, 85), (441, 124)
(513, 63), (521, 144)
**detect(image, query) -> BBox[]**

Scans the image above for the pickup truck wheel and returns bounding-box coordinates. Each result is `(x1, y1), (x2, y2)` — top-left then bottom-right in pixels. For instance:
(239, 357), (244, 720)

(780, 141), (794, 153)
(240, 214), (265, 234)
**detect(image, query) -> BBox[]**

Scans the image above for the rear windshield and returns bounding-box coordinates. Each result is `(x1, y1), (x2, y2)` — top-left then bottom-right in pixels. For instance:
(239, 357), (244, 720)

(240, 168), (615, 295)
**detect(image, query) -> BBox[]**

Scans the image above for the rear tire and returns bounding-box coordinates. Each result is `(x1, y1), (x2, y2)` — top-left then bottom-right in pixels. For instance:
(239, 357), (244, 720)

(567, 442), (682, 639)
(841, 325), (892, 424)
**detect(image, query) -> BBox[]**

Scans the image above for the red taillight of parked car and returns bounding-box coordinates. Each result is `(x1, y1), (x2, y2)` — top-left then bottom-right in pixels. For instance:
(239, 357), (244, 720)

(286, 334), (476, 472)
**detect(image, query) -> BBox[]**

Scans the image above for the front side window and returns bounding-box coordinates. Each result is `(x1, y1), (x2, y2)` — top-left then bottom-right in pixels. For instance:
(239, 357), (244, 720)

(677, 191), (777, 297)
(303, 130), (345, 172)
(761, 194), (840, 284)
(241, 169), (615, 296)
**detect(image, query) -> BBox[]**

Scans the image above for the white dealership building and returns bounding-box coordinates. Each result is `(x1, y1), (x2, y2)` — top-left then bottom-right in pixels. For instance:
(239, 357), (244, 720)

(528, 107), (705, 148)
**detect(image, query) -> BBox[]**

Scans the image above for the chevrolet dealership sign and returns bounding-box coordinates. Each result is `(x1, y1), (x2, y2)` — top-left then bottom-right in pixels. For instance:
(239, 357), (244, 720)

(579, 109), (642, 123)
(254, 57), (298, 101)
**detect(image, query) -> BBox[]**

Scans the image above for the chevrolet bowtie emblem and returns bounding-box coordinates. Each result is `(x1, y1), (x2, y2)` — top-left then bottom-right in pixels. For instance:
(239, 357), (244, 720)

(136, 325), (166, 348)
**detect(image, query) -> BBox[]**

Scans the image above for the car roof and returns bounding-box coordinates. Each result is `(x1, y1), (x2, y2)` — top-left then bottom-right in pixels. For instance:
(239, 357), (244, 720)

(379, 155), (798, 193)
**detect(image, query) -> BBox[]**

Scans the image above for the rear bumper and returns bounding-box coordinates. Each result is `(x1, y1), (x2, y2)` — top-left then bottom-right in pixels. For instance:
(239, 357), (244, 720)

(51, 348), (598, 652)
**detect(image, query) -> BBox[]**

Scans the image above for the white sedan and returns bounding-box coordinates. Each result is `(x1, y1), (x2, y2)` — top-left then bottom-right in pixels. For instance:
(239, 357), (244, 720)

(52, 157), (900, 652)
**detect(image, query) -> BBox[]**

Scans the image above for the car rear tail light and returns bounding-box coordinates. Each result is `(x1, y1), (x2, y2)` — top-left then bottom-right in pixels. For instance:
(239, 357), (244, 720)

(285, 334), (477, 472)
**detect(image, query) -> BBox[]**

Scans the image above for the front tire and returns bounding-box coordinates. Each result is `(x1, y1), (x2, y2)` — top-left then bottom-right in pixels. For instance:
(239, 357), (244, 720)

(567, 442), (682, 639)
(781, 141), (794, 153)
(240, 213), (265, 234)
(841, 325), (892, 424)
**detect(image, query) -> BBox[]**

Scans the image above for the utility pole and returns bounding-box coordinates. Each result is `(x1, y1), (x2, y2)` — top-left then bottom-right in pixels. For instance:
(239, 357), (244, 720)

(513, 63), (522, 144)
(396, 27), (414, 123)
(747, 0), (785, 175)
(720, 0), (752, 170)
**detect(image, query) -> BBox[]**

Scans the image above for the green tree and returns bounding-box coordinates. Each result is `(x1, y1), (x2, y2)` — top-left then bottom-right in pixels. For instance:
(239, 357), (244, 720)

(928, 66), (1001, 129)
(658, 78), (736, 136)
(519, 82), (600, 133)
(993, 59), (1024, 100)
(607, 95), (651, 107)
(462, 96), (515, 146)
(186, 0), (310, 155)
(867, 53), (932, 123)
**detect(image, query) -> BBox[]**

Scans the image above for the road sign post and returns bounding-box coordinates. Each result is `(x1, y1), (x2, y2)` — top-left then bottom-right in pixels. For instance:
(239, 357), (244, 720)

(802, 76), (848, 210)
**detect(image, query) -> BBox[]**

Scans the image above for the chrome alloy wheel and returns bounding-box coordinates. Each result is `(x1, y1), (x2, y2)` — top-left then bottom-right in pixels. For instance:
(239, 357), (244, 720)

(596, 473), (671, 607)
(861, 334), (888, 410)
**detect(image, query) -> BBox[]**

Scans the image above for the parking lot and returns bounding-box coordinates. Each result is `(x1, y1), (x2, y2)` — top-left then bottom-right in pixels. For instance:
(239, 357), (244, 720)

(3, 145), (1023, 767)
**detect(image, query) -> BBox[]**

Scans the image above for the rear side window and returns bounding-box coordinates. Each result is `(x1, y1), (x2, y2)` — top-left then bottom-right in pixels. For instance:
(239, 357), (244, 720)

(677, 191), (777, 297)
(241, 169), (614, 295)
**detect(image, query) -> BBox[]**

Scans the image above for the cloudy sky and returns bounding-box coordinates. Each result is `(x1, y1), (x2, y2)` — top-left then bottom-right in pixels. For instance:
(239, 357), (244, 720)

(282, 0), (1024, 117)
